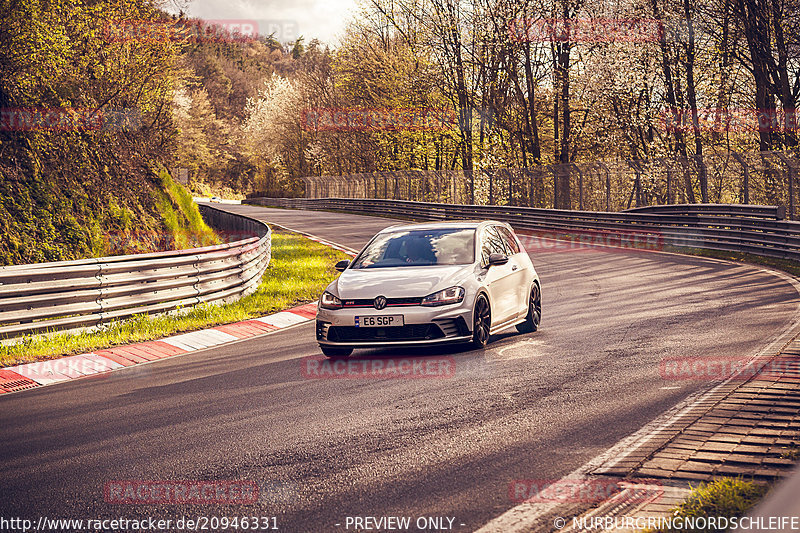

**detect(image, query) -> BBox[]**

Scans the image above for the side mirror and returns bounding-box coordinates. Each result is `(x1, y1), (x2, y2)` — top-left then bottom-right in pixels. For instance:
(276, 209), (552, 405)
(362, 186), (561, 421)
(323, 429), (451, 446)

(335, 260), (350, 272)
(488, 253), (509, 266)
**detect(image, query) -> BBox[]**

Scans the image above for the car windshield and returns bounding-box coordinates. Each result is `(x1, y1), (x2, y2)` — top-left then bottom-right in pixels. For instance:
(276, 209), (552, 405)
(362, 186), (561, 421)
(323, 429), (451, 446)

(350, 228), (476, 269)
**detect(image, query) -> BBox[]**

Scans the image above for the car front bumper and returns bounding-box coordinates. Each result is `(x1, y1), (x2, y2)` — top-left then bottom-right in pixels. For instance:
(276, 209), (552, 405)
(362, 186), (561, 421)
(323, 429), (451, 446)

(315, 304), (473, 347)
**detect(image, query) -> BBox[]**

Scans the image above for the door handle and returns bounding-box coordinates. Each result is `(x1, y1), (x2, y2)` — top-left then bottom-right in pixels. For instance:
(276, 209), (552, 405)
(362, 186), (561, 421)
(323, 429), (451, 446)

(511, 264), (518, 271)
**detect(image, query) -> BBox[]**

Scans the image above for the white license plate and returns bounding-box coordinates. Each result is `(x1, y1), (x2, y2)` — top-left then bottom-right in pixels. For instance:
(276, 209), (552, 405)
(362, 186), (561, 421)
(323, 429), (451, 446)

(355, 315), (404, 327)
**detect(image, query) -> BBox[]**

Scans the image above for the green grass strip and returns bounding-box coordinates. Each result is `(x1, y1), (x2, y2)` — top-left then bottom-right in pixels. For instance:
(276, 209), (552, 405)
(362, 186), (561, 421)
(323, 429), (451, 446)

(646, 477), (770, 532)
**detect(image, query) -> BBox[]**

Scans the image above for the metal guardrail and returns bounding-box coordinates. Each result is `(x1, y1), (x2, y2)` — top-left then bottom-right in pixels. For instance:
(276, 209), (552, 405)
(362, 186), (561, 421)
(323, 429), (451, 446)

(624, 203), (786, 220)
(246, 197), (800, 262)
(0, 204), (271, 339)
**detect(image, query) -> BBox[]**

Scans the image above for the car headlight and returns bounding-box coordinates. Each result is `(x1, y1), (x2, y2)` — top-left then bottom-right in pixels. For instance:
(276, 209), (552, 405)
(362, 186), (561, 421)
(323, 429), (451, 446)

(421, 286), (465, 307)
(319, 291), (343, 309)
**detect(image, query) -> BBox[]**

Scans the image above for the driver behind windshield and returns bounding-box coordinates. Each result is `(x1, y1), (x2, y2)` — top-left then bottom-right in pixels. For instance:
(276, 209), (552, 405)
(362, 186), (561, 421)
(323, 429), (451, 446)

(404, 238), (436, 264)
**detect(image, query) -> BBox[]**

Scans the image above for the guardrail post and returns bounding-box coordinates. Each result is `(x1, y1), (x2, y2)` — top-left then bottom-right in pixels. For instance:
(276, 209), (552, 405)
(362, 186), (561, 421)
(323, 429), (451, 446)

(571, 163), (584, 210)
(626, 160), (644, 208)
(488, 169), (494, 205)
(677, 158), (697, 203)
(507, 169), (513, 206)
(790, 166), (795, 220)
(525, 168), (533, 207)
(587, 162), (611, 211)
(774, 152), (796, 220)
(695, 155), (709, 203)
(469, 170), (475, 205)
(730, 152), (750, 204)
(94, 258), (104, 327)
(548, 164), (572, 210)
(636, 168), (642, 207)
(666, 167), (673, 204)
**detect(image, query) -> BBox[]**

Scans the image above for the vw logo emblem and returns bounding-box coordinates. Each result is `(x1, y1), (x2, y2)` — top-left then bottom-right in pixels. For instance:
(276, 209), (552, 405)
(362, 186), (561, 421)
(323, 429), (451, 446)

(374, 296), (387, 310)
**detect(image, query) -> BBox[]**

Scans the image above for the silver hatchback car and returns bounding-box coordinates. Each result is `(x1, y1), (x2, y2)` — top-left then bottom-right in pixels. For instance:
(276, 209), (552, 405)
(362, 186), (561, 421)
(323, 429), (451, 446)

(315, 221), (541, 357)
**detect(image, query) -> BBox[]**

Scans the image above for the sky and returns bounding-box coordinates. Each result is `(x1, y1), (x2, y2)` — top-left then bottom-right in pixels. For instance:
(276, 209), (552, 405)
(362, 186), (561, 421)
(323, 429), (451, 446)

(173, 0), (359, 46)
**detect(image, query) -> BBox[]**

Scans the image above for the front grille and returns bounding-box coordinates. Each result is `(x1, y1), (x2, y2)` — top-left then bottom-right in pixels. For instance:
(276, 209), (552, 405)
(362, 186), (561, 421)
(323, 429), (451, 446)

(342, 297), (423, 308)
(434, 319), (460, 337)
(316, 320), (330, 340)
(432, 317), (470, 338)
(326, 324), (445, 342)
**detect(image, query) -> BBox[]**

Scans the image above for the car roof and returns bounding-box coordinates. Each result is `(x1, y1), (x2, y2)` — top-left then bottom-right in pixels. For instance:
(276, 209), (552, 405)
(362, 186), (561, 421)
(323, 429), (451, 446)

(377, 220), (506, 233)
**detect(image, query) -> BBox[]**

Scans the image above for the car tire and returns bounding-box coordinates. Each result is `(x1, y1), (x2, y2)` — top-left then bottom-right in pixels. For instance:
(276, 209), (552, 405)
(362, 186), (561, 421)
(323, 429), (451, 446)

(321, 346), (353, 358)
(516, 282), (541, 334)
(471, 294), (491, 348)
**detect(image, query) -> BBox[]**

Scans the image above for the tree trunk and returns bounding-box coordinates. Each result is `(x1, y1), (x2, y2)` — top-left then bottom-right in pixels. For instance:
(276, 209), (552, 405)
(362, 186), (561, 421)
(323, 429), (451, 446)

(683, 0), (707, 202)
(652, 0), (696, 202)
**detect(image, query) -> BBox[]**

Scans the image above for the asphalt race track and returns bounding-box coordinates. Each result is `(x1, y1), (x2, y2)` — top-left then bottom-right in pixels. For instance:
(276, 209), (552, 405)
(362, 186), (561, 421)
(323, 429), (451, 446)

(2, 205), (798, 532)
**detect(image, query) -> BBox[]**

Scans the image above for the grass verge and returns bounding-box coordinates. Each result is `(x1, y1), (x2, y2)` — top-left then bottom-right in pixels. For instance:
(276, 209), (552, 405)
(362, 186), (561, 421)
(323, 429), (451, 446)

(0, 230), (349, 367)
(152, 169), (220, 250)
(646, 477), (770, 533)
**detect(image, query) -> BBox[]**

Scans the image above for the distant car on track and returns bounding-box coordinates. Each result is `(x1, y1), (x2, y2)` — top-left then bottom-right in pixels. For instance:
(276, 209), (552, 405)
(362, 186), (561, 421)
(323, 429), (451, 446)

(316, 221), (541, 357)
(210, 196), (222, 203)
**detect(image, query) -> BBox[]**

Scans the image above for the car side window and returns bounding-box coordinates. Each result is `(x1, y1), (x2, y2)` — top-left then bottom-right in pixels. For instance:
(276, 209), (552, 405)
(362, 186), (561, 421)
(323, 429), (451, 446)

(497, 226), (520, 255)
(480, 226), (507, 266)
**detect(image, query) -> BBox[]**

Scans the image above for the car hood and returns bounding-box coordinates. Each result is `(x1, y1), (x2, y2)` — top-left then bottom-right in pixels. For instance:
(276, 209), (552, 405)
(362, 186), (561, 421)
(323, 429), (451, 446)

(333, 265), (474, 299)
